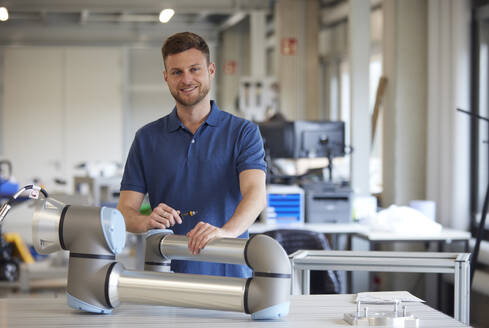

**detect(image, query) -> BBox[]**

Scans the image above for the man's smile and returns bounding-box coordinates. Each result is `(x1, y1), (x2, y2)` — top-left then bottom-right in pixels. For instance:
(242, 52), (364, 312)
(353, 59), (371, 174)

(180, 85), (198, 94)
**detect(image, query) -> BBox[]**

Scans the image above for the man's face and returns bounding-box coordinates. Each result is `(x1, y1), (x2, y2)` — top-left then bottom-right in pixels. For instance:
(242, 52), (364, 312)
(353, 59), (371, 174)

(163, 48), (215, 108)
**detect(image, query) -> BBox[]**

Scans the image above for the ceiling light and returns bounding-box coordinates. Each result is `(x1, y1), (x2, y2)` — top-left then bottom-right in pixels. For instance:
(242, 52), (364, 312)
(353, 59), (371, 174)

(0, 7), (9, 22)
(159, 9), (174, 23)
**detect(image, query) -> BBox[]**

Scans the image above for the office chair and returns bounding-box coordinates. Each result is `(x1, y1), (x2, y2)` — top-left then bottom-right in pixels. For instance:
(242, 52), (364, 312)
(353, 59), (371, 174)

(261, 229), (343, 294)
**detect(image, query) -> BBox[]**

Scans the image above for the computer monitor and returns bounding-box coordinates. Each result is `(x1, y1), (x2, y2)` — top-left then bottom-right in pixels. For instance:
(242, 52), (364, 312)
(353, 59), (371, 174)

(257, 121), (295, 159)
(258, 120), (345, 159)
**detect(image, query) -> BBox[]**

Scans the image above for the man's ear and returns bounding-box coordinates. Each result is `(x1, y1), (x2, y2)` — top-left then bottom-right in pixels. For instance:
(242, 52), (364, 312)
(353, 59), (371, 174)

(163, 69), (168, 82)
(209, 62), (216, 79)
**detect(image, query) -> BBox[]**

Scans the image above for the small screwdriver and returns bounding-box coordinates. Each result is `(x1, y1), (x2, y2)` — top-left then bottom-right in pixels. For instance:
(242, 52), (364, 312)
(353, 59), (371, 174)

(180, 210), (198, 217)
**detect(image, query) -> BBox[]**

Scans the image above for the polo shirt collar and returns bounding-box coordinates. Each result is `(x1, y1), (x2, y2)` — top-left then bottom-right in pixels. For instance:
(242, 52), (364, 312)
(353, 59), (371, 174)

(205, 100), (221, 127)
(167, 100), (222, 132)
(167, 109), (181, 132)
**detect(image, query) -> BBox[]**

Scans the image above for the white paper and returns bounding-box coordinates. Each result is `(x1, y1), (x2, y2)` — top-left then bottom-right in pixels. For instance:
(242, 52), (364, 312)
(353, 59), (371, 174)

(368, 205), (442, 234)
(355, 291), (425, 304)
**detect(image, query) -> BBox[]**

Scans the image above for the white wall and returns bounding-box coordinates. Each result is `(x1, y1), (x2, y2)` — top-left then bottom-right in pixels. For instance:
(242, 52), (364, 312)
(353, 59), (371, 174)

(2, 48), (64, 187)
(1, 47), (123, 192)
(125, 48), (175, 157)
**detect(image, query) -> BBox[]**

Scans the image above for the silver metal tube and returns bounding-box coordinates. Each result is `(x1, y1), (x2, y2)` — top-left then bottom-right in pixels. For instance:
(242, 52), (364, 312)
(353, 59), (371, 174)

(117, 269), (246, 312)
(161, 235), (248, 265)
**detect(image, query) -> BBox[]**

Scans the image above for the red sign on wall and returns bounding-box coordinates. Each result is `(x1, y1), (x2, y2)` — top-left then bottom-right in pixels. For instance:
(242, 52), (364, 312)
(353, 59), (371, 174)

(224, 60), (237, 74)
(281, 38), (297, 55)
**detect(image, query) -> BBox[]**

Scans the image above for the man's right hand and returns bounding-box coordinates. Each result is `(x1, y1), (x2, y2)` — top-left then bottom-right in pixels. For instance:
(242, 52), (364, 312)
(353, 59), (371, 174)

(147, 203), (183, 230)
(118, 191), (183, 233)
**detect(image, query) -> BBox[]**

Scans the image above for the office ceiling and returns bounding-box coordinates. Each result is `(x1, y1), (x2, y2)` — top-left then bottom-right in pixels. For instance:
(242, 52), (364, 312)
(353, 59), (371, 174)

(0, 0), (274, 46)
(0, 0), (348, 46)
(2, 0), (275, 25)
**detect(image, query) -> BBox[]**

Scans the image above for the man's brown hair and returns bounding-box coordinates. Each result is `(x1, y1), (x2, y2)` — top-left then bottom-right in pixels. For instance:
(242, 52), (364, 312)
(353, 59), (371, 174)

(161, 32), (210, 68)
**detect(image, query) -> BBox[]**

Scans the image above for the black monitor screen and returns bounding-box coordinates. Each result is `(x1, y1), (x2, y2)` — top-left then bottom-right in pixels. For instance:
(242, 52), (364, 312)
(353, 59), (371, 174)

(258, 120), (345, 159)
(257, 121), (296, 158)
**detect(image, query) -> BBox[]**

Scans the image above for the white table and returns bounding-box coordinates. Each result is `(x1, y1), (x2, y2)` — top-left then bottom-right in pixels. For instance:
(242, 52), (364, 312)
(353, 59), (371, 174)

(289, 250), (471, 325)
(250, 223), (471, 247)
(0, 293), (467, 327)
(360, 228), (471, 248)
(249, 222), (368, 235)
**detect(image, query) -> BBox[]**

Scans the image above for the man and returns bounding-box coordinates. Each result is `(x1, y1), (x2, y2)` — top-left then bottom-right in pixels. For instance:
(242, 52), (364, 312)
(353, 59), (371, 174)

(117, 32), (267, 278)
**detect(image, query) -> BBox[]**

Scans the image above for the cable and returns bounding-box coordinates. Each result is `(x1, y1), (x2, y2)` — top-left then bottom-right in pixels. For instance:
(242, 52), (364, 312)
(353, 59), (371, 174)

(0, 185), (49, 225)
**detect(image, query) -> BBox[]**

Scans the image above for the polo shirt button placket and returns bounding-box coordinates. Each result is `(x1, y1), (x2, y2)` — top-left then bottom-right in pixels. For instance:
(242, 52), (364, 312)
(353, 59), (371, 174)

(187, 136), (196, 160)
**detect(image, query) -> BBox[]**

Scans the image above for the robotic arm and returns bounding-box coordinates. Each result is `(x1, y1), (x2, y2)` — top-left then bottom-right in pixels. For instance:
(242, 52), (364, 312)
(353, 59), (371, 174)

(30, 194), (291, 320)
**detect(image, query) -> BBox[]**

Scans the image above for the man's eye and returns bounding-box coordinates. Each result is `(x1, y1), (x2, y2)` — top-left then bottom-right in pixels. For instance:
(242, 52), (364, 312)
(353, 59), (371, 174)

(172, 71), (182, 75)
(191, 67), (200, 72)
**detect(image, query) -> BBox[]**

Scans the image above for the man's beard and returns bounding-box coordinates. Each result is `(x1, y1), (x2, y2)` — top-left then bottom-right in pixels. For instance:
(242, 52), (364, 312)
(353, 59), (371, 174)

(171, 83), (210, 107)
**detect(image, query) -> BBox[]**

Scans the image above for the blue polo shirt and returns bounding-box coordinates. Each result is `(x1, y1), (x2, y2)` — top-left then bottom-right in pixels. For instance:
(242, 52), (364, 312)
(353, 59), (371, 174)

(121, 101), (266, 277)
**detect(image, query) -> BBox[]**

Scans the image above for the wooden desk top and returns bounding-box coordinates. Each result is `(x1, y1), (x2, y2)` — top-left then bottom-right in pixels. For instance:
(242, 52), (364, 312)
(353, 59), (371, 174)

(0, 294), (466, 327)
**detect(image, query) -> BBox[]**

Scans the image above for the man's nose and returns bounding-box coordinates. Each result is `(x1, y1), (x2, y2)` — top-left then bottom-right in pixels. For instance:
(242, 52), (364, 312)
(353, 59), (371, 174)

(182, 71), (193, 84)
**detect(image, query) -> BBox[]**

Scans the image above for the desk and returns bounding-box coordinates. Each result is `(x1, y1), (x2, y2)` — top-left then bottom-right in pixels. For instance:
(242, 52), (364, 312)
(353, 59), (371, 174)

(250, 223), (367, 235)
(289, 250), (471, 325)
(250, 223), (471, 246)
(250, 223), (471, 261)
(358, 229), (471, 250)
(0, 293), (466, 327)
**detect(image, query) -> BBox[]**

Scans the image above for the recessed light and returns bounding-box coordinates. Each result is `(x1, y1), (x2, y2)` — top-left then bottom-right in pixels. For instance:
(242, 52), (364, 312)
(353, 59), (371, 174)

(0, 7), (9, 22)
(159, 9), (174, 23)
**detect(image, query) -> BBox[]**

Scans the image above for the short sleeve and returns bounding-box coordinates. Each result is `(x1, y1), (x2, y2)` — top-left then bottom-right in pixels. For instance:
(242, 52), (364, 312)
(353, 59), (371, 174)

(236, 123), (267, 174)
(120, 130), (147, 194)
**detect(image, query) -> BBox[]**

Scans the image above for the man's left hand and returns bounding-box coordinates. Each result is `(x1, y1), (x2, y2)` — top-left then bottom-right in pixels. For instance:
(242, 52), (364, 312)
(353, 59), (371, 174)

(186, 222), (232, 255)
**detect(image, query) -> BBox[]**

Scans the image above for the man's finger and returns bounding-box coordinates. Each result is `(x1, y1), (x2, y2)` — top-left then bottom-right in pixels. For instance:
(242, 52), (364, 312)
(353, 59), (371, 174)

(189, 223), (212, 254)
(193, 225), (215, 254)
(153, 206), (166, 217)
(149, 217), (167, 230)
(150, 211), (167, 227)
(153, 207), (177, 227)
(166, 212), (176, 226)
(187, 221), (205, 238)
(158, 204), (182, 225)
(176, 210), (182, 224)
(197, 230), (217, 250)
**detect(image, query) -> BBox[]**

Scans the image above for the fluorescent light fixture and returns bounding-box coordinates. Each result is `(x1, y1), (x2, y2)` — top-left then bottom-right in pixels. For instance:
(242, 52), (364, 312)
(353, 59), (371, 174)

(0, 7), (9, 22)
(159, 8), (174, 23)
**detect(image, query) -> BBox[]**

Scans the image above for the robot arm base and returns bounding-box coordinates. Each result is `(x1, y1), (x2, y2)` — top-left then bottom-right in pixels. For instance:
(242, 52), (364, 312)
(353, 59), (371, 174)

(251, 302), (290, 320)
(67, 293), (113, 314)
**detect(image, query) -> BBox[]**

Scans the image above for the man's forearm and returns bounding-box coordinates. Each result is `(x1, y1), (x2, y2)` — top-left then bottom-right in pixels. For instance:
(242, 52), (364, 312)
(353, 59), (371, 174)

(221, 188), (266, 237)
(185, 169), (266, 254)
(117, 205), (146, 233)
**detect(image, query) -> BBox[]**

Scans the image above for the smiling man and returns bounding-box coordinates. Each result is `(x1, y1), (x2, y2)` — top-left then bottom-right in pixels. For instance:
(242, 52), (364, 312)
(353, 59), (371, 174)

(117, 32), (267, 278)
